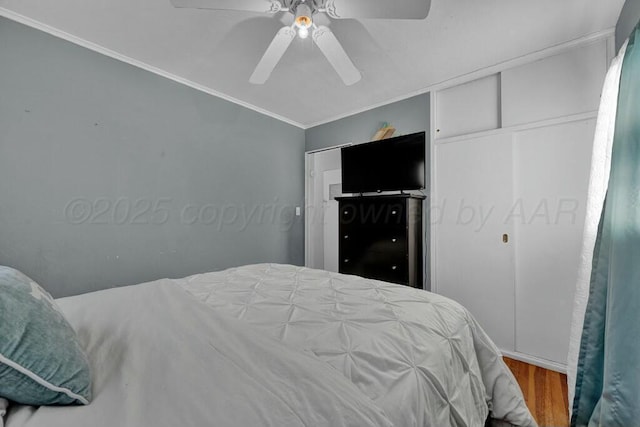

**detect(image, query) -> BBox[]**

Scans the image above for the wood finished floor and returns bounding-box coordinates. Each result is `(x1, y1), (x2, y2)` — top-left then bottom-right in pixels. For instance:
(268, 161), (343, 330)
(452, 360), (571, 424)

(504, 357), (569, 427)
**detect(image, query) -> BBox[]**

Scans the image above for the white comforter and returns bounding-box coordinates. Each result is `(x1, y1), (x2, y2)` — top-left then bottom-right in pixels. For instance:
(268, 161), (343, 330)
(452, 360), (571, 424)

(7, 279), (392, 427)
(6, 264), (536, 427)
(176, 264), (535, 426)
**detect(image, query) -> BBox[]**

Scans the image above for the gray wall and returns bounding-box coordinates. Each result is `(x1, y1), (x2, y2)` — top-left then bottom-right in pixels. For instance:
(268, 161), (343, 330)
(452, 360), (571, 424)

(617, 0), (640, 50)
(0, 17), (305, 297)
(304, 93), (431, 289)
(305, 94), (430, 152)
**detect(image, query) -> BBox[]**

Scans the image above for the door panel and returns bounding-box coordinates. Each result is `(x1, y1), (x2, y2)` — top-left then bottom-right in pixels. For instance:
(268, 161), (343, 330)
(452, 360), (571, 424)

(513, 119), (595, 363)
(501, 41), (607, 127)
(306, 148), (341, 270)
(434, 133), (515, 351)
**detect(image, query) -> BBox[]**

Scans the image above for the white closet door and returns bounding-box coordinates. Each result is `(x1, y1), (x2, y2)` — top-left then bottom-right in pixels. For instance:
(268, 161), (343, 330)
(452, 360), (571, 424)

(434, 134), (515, 351)
(501, 40), (607, 127)
(513, 119), (595, 364)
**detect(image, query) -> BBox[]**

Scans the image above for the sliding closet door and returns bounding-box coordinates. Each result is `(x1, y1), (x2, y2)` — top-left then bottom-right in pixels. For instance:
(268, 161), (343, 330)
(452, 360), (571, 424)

(434, 134), (515, 351)
(513, 119), (595, 363)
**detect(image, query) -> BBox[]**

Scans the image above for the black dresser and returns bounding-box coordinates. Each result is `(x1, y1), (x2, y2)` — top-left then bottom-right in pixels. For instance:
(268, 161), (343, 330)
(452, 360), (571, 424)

(336, 194), (425, 288)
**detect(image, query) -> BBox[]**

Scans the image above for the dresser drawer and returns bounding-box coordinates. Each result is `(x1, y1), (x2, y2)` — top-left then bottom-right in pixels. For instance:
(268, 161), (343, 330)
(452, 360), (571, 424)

(340, 200), (406, 228)
(340, 229), (407, 255)
(340, 253), (408, 285)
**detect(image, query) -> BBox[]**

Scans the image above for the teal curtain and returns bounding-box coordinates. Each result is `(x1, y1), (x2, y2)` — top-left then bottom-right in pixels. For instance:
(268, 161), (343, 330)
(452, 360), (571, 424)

(572, 22), (640, 427)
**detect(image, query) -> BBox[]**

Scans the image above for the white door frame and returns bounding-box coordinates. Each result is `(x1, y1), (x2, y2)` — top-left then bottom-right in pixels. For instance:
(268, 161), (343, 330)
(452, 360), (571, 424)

(322, 168), (342, 272)
(304, 143), (351, 268)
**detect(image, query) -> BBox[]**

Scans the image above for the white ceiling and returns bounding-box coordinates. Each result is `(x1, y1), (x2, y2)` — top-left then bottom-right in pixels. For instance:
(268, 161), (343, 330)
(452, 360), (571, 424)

(0, 0), (625, 128)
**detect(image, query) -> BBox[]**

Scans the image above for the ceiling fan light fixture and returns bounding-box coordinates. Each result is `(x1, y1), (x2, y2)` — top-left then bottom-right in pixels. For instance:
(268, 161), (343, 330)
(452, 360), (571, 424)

(298, 26), (309, 39)
(171, 0), (431, 86)
(294, 3), (313, 29)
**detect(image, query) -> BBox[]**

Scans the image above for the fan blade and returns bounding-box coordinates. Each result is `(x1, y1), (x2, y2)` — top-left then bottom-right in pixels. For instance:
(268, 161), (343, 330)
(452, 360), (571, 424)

(312, 26), (361, 86)
(170, 0), (283, 13)
(249, 26), (296, 84)
(324, 0), (430, 19)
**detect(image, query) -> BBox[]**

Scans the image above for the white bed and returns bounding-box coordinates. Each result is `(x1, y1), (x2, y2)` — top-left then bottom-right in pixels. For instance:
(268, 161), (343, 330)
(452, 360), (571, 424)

(4, 264), (536, 427)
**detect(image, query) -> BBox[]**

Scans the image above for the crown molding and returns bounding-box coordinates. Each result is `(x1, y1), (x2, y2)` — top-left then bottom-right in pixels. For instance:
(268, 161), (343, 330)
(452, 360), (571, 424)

(0, 8), (306, 129)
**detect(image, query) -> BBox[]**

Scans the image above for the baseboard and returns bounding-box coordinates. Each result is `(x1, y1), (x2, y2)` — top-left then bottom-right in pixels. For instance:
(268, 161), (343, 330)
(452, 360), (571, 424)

(501, 350), (567, 374)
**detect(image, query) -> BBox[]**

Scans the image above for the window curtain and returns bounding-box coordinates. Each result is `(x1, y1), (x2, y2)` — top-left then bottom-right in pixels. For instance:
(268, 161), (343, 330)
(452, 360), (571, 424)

(570, 22), (640, 427)
(566, 37), (627, 412)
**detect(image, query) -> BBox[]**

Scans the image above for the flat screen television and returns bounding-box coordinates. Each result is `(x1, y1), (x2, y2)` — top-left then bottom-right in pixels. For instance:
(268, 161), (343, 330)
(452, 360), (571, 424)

(341, 131), (426, 193)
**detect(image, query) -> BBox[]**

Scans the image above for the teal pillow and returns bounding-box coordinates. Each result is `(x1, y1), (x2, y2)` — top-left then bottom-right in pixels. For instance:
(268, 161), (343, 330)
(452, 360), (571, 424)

(0, 267), (92, 405)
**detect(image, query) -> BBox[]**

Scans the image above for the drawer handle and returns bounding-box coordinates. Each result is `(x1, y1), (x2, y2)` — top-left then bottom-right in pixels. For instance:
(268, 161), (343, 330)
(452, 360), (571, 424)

(344, 235), (349, 239)
(391, 238), (397, 243)
(344, 259), (350, 263)
(391, 265), (397, 270)
(343, 211), (349, 215)
(391, 210), (397, 215)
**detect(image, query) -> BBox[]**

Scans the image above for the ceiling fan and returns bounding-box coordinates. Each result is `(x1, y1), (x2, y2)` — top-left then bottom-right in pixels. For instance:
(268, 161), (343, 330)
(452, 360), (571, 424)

(170, 0), (431, 86)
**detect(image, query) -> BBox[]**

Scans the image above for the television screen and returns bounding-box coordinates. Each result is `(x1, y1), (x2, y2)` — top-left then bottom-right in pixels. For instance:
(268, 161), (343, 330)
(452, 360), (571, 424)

(341, 131), (425, 193)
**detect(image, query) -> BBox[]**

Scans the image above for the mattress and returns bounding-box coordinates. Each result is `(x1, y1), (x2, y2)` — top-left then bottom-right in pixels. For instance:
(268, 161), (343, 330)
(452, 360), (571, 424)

(4, 264), (536, 427)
